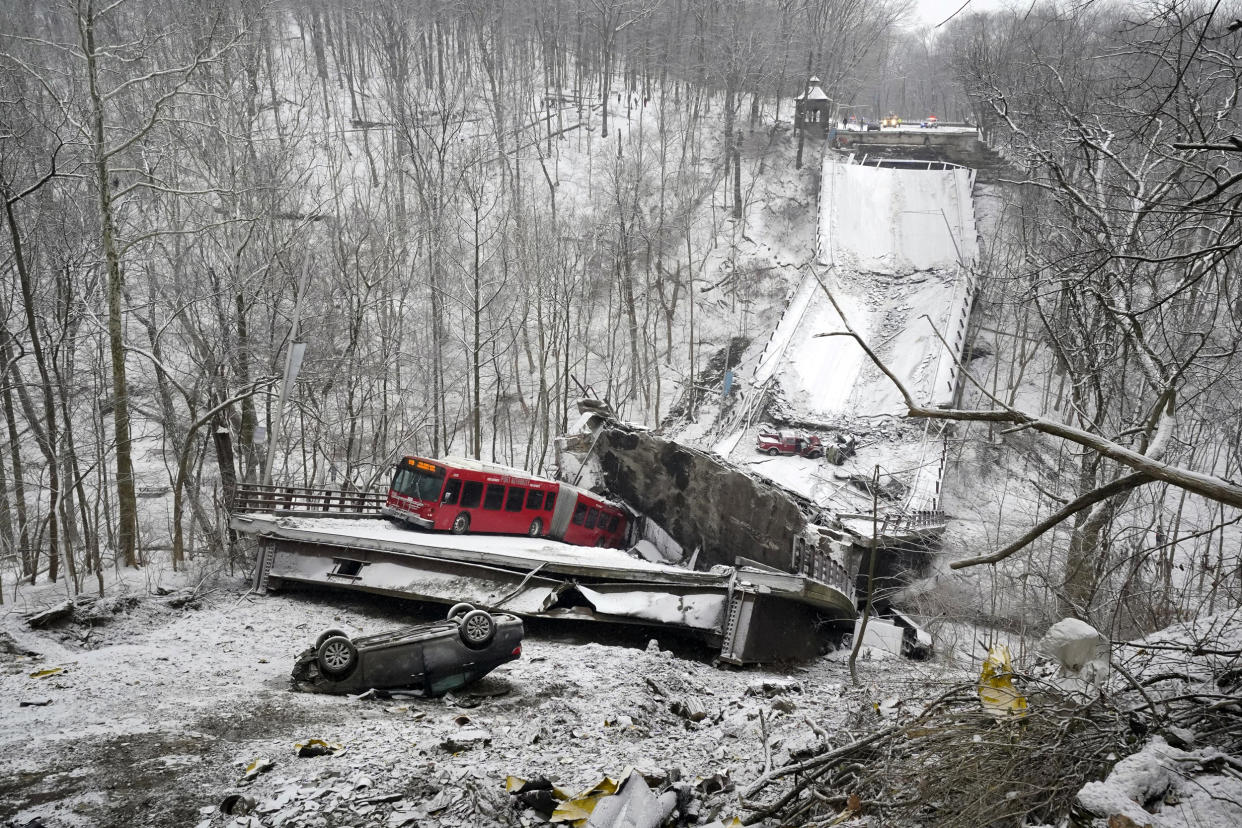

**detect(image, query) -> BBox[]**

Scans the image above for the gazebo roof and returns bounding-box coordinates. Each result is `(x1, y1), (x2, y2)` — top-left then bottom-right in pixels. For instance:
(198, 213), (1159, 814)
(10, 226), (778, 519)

(796, 78), (829, 102)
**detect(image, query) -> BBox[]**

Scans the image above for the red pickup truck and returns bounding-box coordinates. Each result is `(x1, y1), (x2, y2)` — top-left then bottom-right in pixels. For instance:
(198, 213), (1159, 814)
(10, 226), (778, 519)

(757, 431), (824, 458)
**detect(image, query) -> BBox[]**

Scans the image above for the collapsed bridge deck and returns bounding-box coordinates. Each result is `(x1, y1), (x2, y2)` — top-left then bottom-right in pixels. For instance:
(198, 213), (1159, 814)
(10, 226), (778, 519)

(232, 512), (856, 664)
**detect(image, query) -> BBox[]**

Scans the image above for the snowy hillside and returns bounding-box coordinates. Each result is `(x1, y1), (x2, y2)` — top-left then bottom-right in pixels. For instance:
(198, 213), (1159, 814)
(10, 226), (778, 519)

(5, 2), (1242, 827)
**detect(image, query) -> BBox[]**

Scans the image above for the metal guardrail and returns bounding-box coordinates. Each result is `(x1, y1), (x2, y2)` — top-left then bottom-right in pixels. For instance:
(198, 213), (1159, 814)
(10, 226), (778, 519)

(232, 483), (386, 516)
(806, 549), (853, 594)
(856, 156), (969, 171)
(885, 509), (948, 533)
(791, 535), (855, 599)
(836, 509), (949, 537)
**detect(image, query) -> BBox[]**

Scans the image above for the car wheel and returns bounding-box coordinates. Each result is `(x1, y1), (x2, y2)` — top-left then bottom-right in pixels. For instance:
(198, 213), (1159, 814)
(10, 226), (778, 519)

(458, 609), (496, 649)
(446, 602), (475, 620)
(767, 448), (780, 456)
(315, 628), (349, 649)
(528, 518), (543, 537)
(316, 635), (358, 679)
(808, 450), (823, 459)
(451, 512), (471, 534)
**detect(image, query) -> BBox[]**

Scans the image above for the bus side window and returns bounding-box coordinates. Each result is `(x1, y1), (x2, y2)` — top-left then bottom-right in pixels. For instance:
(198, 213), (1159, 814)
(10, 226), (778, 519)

(525, 489), (544, 510)
(584, 507), (599, 529)
(607, 514), (620, 532)
(571, 502), (588, 525)
(442, 479), (462, 504)
(461, 481), (483, 509)
(483, 484), (506, 510)
(505, 487), (526, 512)
(544, 492), (556, 512)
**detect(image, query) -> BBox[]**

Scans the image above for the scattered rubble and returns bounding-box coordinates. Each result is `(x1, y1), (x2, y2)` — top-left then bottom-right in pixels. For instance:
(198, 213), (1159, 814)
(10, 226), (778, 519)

(238, 758), (275, 785)
(31, 575), (1231, 828)
(745, 678), (802, 697)
(438, 727), (492, 752)
(293, 739), (343, 758)
(671, 697), (710, 723)
(0, 630), (38, 658)
(506, 767), (729, 828)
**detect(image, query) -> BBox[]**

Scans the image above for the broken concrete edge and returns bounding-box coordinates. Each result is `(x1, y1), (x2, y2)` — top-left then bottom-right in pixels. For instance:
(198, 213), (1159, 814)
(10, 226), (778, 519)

(232, 513), (953, 666)
(231, 517), (861, 664)
(232, 513), (856, 613)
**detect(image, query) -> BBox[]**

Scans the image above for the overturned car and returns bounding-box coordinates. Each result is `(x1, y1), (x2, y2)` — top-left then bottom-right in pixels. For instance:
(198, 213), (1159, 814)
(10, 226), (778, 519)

(291, 604), (523, 696)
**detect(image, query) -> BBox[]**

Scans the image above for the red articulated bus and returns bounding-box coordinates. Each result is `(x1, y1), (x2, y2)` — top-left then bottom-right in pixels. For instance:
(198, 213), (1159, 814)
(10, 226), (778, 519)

(381, 456), (629, 548)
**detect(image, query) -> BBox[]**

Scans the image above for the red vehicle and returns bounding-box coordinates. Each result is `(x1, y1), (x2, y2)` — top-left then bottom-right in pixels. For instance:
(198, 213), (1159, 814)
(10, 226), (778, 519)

(757, 430), (824, 458)
(382, 456), (628, 548)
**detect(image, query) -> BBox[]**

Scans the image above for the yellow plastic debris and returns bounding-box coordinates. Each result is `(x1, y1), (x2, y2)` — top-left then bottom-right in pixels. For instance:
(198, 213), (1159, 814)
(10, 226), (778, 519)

(294, 738), (343, 757)
(549, 776), (621, 825)
(978, 644), (1028, 719)
(29, 667), (63, 679)
(239, 757), (274, 784)
(550, 800), (593, 824)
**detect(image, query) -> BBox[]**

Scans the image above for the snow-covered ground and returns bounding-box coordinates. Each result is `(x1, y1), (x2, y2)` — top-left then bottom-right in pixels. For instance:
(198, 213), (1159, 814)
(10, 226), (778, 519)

(6, 568), (1241, 828)
(0, 567), (961, 827)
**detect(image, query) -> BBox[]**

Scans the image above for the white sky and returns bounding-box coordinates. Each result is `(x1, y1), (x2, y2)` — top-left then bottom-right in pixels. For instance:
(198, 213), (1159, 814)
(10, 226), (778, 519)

(912, 0), (1009, 27)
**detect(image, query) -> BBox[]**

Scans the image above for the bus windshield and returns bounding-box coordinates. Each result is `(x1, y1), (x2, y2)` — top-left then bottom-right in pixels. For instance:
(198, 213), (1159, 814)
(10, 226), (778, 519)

(390, 462), (446, 502)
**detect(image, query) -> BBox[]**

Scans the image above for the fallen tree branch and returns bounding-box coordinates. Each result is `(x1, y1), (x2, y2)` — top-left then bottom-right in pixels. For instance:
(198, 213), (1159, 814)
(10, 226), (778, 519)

(949, 472), (1153, 569)
(811, 272), (1242, 510)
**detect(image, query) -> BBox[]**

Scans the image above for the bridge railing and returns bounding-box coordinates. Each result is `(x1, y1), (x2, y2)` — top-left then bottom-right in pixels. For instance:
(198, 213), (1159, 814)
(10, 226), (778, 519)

(791, 534), (856, 599)
(885, 509), (948, 534)
(232, 483), (387, 517)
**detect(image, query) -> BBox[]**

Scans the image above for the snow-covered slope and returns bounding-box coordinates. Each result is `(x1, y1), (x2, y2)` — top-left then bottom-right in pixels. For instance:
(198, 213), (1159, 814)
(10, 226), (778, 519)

(712, 153), (977, 517)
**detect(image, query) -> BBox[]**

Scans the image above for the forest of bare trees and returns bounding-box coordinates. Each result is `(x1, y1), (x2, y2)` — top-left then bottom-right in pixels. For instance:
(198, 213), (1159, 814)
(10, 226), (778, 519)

(928, 2), (1242, 636)
(0, 0), (920, 594)
(3, 0), (1240, 656)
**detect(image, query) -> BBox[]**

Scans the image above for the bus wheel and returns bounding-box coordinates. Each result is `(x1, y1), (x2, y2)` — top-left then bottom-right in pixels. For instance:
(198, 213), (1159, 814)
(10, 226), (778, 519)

(595, 538), (605, 547)
(451, 512), (471, 534)
(528, 518), (543, 537)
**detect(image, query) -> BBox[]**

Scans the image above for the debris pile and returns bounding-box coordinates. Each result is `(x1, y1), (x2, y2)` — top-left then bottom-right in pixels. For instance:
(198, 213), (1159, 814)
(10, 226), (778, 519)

(741, 680), (1127, 826)
(745, 617), (1242, 827)
(505, 767), (740, 827)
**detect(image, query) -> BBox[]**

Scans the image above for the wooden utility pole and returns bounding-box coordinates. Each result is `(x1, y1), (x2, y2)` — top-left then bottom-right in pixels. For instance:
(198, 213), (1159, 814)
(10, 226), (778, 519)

(849, 465), (881, 684)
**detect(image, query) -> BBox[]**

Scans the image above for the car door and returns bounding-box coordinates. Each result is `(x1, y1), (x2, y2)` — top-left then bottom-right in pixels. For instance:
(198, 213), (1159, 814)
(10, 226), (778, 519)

(360, 633), (428, 689)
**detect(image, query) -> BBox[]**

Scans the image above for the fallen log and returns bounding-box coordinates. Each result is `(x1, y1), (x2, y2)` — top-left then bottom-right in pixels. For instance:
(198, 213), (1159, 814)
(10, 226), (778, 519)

(24, 601), (73, 628)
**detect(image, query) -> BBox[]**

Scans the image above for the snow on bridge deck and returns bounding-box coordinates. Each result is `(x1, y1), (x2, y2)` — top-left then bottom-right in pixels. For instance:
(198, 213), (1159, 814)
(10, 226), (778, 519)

(719, 154), (978, 519)
(232, 513), (856, 663)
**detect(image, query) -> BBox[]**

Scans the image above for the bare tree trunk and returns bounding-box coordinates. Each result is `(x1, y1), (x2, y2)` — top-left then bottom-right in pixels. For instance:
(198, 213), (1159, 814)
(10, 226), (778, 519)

(234, 292), (259, 481)
(732, 128), (742, 220)
(472, 205), (483, 459)
(3, 194), (61, 582)
(0, 358), (30, 581)
(83, 7), (138, 567)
